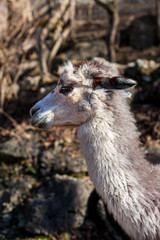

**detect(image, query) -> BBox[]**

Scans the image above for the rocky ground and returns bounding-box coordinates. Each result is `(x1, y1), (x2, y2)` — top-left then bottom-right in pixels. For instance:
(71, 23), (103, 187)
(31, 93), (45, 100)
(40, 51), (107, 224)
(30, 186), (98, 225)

(0, 58), (160, 240)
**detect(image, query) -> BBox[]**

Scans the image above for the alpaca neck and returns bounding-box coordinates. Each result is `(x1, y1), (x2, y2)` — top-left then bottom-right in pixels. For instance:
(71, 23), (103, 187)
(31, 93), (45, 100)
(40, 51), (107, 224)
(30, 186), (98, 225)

(77, 94), (153, 239)
(77, 101), (144, 189)
(77, 111), (143, 196)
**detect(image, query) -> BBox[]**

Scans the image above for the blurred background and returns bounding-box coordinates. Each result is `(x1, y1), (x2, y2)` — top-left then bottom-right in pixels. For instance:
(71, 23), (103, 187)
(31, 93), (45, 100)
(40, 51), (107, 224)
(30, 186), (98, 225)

(0, 0), (160, 239)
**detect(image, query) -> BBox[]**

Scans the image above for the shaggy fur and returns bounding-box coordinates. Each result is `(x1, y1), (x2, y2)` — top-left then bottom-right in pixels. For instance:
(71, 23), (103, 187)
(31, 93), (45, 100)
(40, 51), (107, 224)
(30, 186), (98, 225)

(30, 60), (160, 240)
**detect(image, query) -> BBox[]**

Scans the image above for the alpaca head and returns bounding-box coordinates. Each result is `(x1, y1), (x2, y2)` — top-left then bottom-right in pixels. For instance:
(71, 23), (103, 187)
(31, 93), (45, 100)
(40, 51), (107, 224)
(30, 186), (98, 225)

(30, 60), (136, 129)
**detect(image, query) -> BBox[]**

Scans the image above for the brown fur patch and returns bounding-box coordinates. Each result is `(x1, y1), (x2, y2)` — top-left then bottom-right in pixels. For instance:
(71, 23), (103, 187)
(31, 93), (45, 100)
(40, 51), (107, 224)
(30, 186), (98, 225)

(92, 77), (104, 89)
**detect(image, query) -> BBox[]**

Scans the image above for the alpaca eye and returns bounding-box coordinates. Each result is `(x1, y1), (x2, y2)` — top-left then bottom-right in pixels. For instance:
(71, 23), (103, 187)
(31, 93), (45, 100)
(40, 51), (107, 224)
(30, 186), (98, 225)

(59, 85), (73, 95)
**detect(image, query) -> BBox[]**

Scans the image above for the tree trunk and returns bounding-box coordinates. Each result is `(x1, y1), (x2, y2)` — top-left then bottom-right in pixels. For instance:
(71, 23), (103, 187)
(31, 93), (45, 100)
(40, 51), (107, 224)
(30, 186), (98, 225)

(109, 0), (119, 62)
(95, 0), (119, 62)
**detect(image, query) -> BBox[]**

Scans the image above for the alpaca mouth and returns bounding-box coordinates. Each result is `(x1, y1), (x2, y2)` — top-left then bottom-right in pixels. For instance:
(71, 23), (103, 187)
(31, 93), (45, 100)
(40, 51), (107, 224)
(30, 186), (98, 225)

(30, 116), (48, 129)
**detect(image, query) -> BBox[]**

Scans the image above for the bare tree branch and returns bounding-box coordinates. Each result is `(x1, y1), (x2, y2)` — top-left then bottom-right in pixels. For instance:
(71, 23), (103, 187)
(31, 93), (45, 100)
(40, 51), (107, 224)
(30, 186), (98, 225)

(48, 27), (71, 70)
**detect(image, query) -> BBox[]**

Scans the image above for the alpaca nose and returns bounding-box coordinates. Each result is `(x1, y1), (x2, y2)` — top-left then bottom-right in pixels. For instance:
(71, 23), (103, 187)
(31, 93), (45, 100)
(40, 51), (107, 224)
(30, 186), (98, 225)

(30, 106), (40, 117)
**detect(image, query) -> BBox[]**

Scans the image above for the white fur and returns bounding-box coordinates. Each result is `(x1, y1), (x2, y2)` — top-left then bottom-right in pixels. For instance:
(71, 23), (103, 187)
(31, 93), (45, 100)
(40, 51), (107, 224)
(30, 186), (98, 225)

(30, 60), (160, 240)
(77, 99), (160, 240)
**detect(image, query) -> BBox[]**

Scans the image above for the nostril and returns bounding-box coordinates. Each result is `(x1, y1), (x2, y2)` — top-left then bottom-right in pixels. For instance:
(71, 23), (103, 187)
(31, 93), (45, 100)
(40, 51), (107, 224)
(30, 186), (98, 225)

(30, 106), (40, 117)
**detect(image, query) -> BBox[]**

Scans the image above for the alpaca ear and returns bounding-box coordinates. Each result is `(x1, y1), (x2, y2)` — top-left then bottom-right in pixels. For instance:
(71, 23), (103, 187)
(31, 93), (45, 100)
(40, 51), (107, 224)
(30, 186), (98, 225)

(94, 76), (137, 90)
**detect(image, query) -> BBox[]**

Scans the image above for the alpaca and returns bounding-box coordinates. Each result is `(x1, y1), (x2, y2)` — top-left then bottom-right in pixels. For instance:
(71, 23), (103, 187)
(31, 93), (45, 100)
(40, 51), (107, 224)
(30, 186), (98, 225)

(30, 60), (160, 240)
